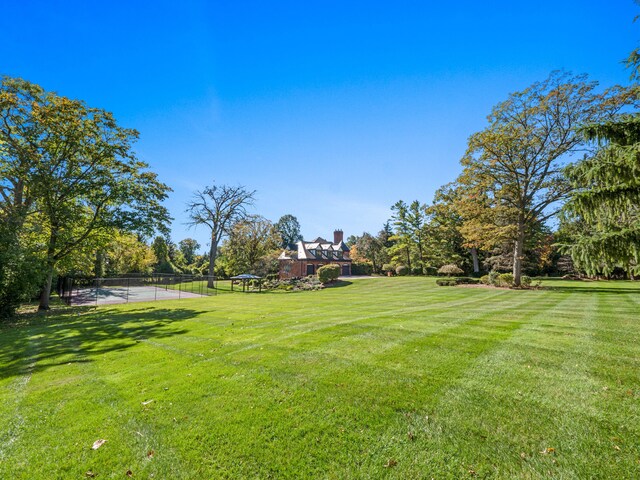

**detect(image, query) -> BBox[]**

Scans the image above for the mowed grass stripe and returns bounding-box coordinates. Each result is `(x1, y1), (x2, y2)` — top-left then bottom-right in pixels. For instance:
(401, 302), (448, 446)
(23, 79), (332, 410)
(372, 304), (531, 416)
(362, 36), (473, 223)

(1, 278), (639, 478)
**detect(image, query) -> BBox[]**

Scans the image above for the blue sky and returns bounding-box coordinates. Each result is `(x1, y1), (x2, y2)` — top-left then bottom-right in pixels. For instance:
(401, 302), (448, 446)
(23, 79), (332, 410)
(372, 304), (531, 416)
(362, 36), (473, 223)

(1, 1), (637, 250)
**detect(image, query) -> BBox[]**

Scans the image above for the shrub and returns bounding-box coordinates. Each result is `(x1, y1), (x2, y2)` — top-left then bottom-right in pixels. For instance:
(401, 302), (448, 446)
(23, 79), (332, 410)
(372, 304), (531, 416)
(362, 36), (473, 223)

(498, 273), (514, 287)
(437, 264), (464, 276)
(436, 279), (457, 286)
(480, 275), (490, 285)
(396, 265), (409, 276)
(411, 267), (423, 275)
(424, 266), (437, 276)
(520, 275), (532, 287)
(455, 277), (480, 285)
(264, 276), (324, 291)
(382, 264), (395, 274)
(488, 271), (500, 286)
(351, 262), (373, 275)
(317, 264), (341, 284)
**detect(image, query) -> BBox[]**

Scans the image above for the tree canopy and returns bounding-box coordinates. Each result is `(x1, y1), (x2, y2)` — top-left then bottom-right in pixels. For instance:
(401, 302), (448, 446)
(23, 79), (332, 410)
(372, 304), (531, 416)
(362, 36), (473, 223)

(186, 182), (255, 286)
(458, 71), (638, 285)
(0, 76), (171, 311)
(275, 214), (302, 249)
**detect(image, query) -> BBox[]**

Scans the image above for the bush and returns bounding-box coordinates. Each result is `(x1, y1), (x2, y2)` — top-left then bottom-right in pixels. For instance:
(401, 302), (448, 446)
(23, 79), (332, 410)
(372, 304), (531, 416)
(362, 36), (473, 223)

(396, 265), (409, 276)
(438, 264), (464, 276)
(424, 266), (437, 276)
(436, 279), (457, 286)
(382, 264), (395, 274)
(498, 273), (514, 287)
(520, 275), (532, 287)
(488, 271), (500, 286)
(411, 267), (423, 275)
(351, 262), (373, 275)
(317, 264), (341, 284)
(455, 277), (480, 285)
(480, 275), (490, 285)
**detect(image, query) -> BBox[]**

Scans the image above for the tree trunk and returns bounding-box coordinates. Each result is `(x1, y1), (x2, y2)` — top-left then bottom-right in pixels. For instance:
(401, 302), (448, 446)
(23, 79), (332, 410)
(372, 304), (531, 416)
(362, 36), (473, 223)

(38, 265), (54, 310)
(207, 239), (218, 288)
(470, 247), (479, 273)
(39, 227), (58, 310)
(94, 250), (105, 277)
(405, 247), (411, 271)
(416, 240), (424, 274)
(512, 220), (525, 287)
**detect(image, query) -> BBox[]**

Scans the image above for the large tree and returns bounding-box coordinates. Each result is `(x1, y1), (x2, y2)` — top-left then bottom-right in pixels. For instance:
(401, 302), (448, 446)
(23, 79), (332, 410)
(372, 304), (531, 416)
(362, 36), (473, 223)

(426, 183), (477, 272)
(103, 232), (156, 276)
(275, 214), (302, 249)
(178, 238), (201, 265)
(459, 71), (637, 285)
(561, 115), (640, 277)
(186, 182), (255, 286)
(220, 215), (280, 276)
(0, 77), (171, 310)
(558, 42), (640, 278)
(349, 232), (387, 273)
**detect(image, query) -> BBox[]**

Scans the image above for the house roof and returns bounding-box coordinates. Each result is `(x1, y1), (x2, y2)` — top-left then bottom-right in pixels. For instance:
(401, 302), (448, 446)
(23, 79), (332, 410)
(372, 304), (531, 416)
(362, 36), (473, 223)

(287, 238), (350, 261)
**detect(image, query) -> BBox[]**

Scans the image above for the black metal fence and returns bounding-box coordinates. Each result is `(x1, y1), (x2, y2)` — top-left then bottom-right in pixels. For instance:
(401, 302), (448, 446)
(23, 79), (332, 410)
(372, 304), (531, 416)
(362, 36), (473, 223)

(57, 274), (217, 306)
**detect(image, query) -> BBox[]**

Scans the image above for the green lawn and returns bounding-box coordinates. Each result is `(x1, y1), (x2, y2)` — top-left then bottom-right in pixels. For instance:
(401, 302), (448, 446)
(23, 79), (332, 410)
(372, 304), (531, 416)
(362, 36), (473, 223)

(1, 277), (639, 479)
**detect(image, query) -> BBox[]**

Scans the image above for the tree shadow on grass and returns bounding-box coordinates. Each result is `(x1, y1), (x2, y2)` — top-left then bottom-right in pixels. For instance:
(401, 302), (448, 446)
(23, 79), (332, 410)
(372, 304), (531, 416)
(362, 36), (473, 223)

(0, 306), (205, 381)
(325, 280), (353, 288)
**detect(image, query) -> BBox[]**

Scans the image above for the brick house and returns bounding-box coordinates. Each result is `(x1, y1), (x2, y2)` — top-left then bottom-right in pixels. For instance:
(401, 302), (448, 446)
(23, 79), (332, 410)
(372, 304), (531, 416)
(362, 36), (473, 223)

(278, 230), (352, 279)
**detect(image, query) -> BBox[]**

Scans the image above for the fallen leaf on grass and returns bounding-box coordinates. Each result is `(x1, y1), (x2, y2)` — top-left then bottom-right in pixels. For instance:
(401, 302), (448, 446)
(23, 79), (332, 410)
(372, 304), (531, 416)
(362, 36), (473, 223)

(85, 471), (95, 478)
(147, 450), (155, 458)
(384, 459), (397, 468)
(540, 447), (555, 455)
(141, 399), (154, 406)
(407, 431), (415, 441)
(520, 452), (527, 459)
(613, 445), (621, 451)
(91, 439), (107, 450)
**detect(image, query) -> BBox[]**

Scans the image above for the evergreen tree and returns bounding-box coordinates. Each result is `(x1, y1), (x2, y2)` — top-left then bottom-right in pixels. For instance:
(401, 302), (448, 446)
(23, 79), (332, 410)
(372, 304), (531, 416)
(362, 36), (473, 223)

(561, 114), (640, 277)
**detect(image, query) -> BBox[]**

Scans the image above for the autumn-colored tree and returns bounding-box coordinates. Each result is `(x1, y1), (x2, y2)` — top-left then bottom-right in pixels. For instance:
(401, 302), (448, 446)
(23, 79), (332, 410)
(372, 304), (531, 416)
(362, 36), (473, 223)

(349, 232), (387, 273)
(459, 71), (637, 285)
(220, 215), (280, 276)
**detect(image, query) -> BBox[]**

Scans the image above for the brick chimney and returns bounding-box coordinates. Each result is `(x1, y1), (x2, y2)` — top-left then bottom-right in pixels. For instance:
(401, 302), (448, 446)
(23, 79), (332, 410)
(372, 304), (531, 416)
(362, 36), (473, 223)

(333, 229), (343, 244)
